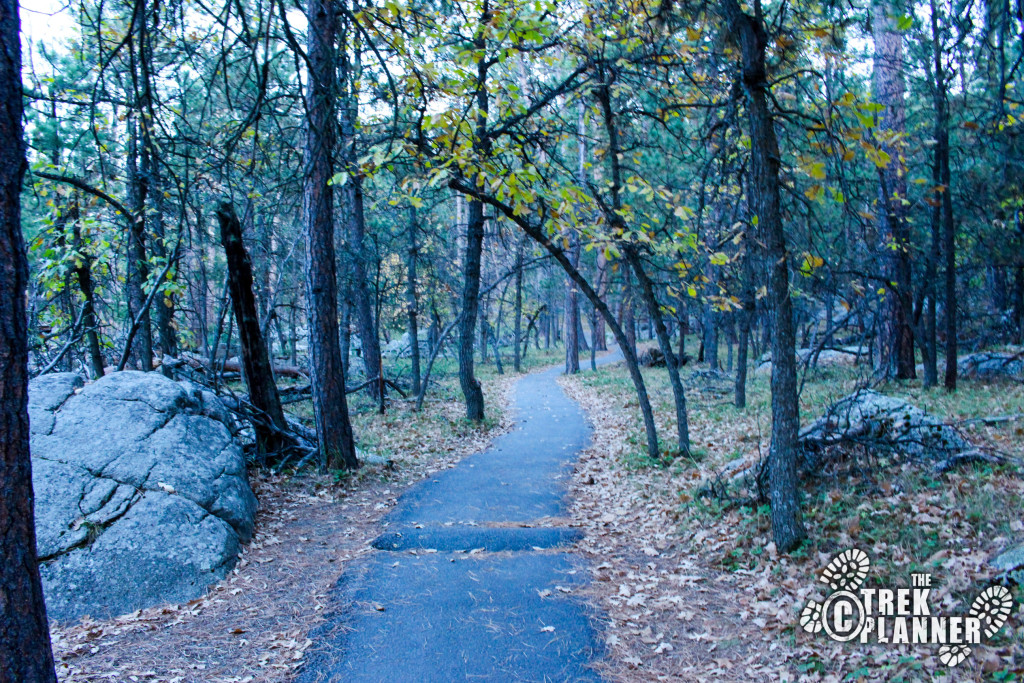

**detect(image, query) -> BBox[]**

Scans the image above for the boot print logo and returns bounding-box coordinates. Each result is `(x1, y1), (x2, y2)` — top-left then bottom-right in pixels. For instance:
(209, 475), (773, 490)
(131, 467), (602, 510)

(800, 548), (1013, 667)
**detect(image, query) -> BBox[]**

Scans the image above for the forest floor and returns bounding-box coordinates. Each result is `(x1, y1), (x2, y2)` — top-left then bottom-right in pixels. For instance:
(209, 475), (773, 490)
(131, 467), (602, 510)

(43, 344), (1024, 682)
(46, 349), (563, 683)
(560, 343), (1024, 682)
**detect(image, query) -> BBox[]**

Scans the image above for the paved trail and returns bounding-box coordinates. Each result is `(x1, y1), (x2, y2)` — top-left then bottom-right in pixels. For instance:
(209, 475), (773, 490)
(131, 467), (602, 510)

(297, 356), (619, 682)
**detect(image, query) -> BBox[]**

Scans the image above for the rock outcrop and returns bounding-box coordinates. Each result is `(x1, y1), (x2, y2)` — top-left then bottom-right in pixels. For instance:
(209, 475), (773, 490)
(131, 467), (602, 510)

(30, 371), (257, 623)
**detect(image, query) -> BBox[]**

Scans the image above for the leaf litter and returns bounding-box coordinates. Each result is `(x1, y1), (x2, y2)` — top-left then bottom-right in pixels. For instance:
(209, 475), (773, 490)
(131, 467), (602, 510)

(49, 376), (518, 683)
(559, 362), (1024, 682)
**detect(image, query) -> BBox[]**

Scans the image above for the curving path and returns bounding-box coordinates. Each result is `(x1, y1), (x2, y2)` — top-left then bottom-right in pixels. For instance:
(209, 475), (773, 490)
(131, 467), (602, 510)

(296, 353), (620, 682)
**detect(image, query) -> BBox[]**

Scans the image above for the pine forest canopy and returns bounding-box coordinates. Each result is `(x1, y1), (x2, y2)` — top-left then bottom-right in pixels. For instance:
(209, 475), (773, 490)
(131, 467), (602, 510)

(18, 0), (1024, 554)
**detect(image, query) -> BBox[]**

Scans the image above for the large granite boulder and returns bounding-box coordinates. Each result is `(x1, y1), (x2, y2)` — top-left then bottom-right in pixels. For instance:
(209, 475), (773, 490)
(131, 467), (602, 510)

(798, 389), (971, 464)
(29, 371), (258, 623)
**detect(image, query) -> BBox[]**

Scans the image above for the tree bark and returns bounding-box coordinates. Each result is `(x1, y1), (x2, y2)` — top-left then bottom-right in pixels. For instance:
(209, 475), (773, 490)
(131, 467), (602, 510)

(593, 251), (608, 350)
(339, 90), (382, 397)
(513, 238), (524, 372)
(459, 196), (486, 420)
(0, 0), (57, 675)
(735, 232), (755, 408)
(406, 207), (422, 395)
(126, 119), (152, 371)
(217, 201), (289, 460)
(720, 0), (806, 552)
(930, 0), (957, 392)
(564, 103), (585, 375)
(303, 0), (358, 470)
(872, 0), (915, 380)
(456, 6), (492, 421)
(64, 199), (105, 379)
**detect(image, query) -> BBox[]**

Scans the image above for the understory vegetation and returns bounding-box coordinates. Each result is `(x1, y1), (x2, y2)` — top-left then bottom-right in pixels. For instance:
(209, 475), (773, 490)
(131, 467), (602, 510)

(564, 346), (1024, 681)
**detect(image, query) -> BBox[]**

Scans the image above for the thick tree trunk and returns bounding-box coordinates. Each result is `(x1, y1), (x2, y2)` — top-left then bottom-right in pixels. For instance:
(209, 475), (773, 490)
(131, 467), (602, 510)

(872, 0), (915, 380)
(720, 0), (806, 552)
(303, 0), (357, 470)
(0, 0), (57, 675)
(217, 201), (289, 460)
(459, 197), (486, 420)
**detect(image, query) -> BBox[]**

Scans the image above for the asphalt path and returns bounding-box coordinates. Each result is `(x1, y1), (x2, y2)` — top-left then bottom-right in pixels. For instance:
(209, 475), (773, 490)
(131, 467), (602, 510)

(297, 351), (621, 682)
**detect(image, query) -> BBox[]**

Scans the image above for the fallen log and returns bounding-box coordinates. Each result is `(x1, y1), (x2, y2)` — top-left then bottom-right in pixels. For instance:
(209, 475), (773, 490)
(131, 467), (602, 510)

(221, 357), (308, 379)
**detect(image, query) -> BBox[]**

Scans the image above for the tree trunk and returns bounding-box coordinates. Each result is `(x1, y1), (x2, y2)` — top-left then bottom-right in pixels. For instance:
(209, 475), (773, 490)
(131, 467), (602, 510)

(303, 0), (357, 470)
(564, 102), (585, 375)
(720, 0), (806, 552)
(450, 179), (662, 461)
(930, 0), (957, 392)
(513, 239), (523, 372)
(126, 120), (152, 371)
(626, 247), (691, 454)
(872, 0), (915, 380)
(703, 301), (719, 371)
(0, 0), (57, 674)
(456, 8), (492, 421)
(406, 207), (422, 395)
(1015, 213), (1024, 345)
(594, 251), (608, 350)
(65, 200), (105, 379)
(735, 228), (756, 408)
(594, 71), (688, 453)
(217, 201), (289, 461)
(460, 196), (486, 420)
(150, 167), (176, 374)
(341, 157), (381, 395)
(622, 270), (636, 357)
